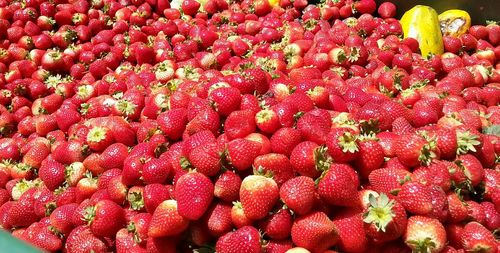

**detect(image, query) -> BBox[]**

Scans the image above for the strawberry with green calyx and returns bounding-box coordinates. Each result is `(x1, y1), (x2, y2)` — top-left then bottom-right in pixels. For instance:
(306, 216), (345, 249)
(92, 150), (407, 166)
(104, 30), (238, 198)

(404, 216), (447, 253)
(354, 133), (385, 179)
(362, 192), (407, 243)
(290, 142), (332, 179)
(326, 128), (359, 163)
(317, 163), (359, 207)
(395, 132), (439, 168)
(84, 199), (126, 238)
(456, 129), (481, 155)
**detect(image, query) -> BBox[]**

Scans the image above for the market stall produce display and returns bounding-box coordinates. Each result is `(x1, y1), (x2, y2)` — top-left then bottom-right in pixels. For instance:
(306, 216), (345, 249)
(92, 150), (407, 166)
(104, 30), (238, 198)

(0, 0), (499, 252)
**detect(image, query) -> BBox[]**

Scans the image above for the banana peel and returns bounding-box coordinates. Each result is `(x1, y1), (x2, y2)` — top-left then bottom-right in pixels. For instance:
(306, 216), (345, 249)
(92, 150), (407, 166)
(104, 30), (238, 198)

(400, 5), (444, 57)
(439, 9), (471, 37)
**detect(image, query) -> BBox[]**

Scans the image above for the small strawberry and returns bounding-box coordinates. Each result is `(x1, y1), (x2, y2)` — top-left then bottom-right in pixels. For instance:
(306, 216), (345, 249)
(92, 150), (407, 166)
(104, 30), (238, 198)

(204, 202), (233, 237)
(368, 167), (411, 195)
(317, 163), (359, 207)
(258, 208), (293, 240)
(216, 226), (262, 253)
(289, 141), (330, 179)
(187, 142), (222, 177)
(279, 176), (315, 216)
(461, 222), (497, 253)
(149, 200), (189, 239)
(38, 160), (66, 191)
(142, 158), (171, 185)
(447, 192), (469, 223)
(231, 201), (254, 229)
(404, 216), (447, 253)
(49, 203), (78, 237)
(84, 199), (126, 238)
(255, 109), (281, 135)
(157, 108), (188, 141)
(86, 126), (115, 152)
(326, 128), (359, 163)
(209, 86), (242, 117)
(395, 133), (438, 167)
(354, 135), (385, 178)
(291, 211), (339, 253)
(398, 181), (433, 215)
(175, 171), (214, 220)
(214, 170), (242, 202)
(240, 175), (279, 220)
(270, 127), (303, 157)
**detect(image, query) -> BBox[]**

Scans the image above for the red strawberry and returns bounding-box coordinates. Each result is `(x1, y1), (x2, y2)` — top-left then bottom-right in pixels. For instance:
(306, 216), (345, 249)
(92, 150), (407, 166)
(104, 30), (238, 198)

(65, 225), (108, 253)
(187, 142), (222, 177)
(144, 184), (171, 214)
(398, 181), (433, 215)
(214, 170), (242, 202)
(461, 222), (497, 253)
(363, 193), (408, 243)
(481, 201), (500, 230)
(354, 136), (385, 178)
(264, 240), (293, 253)
(86, 126), (114, 152)
(291, 211), (339, 253)
(84, 199), (126, 238)
(49, 203), (78, 236)
(231, 202), (253, 229)
(317, 163), (359, 207)
(23, 223), (63, 252)
(279, 176), (315, 216)
(255, 109), (281, 135)
(224, 110), (256, 140)
(107, 175), (128, 205)
(395, 133), (438, 167)
(142, 158), (171, 185)
(289, 141), (329, 179)
(240, 175), (279, 220)
(52, 139), (88, 165)
(209, 86), (242, 117)
(175, 171), (214, 220)
(411, 161), (452, 191)
(252, 153), (294, 187)
(226, 138), (262, 171)
(258, 208), (293, 240)
(98, 143), (129, 170)
(38, 160), (65, 191)
(204, 202), (233, 237)
(148, 200), (189, 238)
(368, 166), (411, 195)
(270, 127), (303, 157)
(456, 154), (484, 187)
(296, 111), (331, 145)
(216, 226), (262, 253)
(404, 216), (447, 253)
(157, 108), (188, 141)
(333, 209), (368, 253)
(326, 128), (359, 163)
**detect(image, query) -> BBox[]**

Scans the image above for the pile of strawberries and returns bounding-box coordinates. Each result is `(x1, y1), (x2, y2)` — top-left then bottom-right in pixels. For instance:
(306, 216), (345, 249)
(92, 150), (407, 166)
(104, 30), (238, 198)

(0, 0), (499, 251)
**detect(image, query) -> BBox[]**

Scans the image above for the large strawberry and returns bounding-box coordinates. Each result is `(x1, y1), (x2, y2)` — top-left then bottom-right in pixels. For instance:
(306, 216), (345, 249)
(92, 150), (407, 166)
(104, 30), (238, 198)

(65, 225), (109, 253)
(333, 209), (368, 253)
(354, 135), (385, 178)
(461, 222), (498, 252)
(291, 211), (339, 253)
(148, 200), (189, 238)
(84, 199), (126, 238)
(215, 226), (262, 253)
(317, 163), (359, 207)
(395, 133), (439, 167)
(404, 216), (447, 253)
(362, 193), (408, 243)
(252, 153), (295, 187)
(398, 181), (433, 215)
(226, 138), (262, 171)
(279, 176), (315, 216)
(175, 171), (214, 220)
(239, 175), (279, 220)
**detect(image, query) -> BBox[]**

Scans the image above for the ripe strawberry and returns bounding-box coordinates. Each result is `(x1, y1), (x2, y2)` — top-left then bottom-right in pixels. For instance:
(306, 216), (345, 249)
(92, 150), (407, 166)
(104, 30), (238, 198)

(395, 133), (438, 167)
(49, 203), (78, 237)
(398, 181), (433, 215)
(411, 161), (452, 192)
(84, 199), (126, 238)
(368, 166), (411, 195)
(264, 240), (293, 253)
(38, 160), (65, 191)
(214, 170), (242, 202)
(175, 171), (214, 220)
(326, 128), (359, 163)
(231, 202), (253, 229)
(289, 141), (329, 179)
(148, 200), (189, 238)
(65, 225), (108, 253)
(481, 201), (500, 230)
(187, 142), (222, 177)
(270, 127), (303, 157)
(204, 202), (233, 237)
(291, 211), (339, 253)
(224, 110), (256, 140)
(296, 111), (331, 145)
(255, 109), (281, 134)
(455, 154), (484, 187)
(226, 138), (262, 171)
(216, 226), (262, 253)
(333, 209), (368, 253)
(404, 216), (447, 253)
(363, 193), (408, 243)
(240, 175), (279, 220)
(142, 158), (171, 185)
(280, 176), (315, 216)
(52, 139), (87, 165)
(86, 126), (114, 152)
(461, 222), (497, 253)
(317, 163), (359, 207)
(24, 223), (63, 252)
(98, 143), (129, 170)
(209, 87), (242, 117)
(107, 175), (128, 205)
(257, 207), (292, 240)
(253, 153), (294, 187)
(354, 135), (385, 178)
(144, 184), (171, 214)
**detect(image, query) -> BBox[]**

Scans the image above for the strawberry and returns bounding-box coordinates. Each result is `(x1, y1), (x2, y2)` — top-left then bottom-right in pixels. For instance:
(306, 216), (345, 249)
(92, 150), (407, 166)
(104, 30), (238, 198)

(127, 212), (151, 247)
(291, 211), (339, 253)
(98, 143), (129, 170)
(270, 127), (303, 157)
(447, 192), (469, 223)
(65, 225), (108, 253)
(49, 203), (78, 237)
(461, 222), (497, 253)
(23, 223), (63, 252)
(404, 216), (447, 253)
(481, 201), (500, 230)
(142, 158), (171, 185)
(204, 202), (233, 237)
(368, 166), (411, 195)
(455, 154), (484, 187)
(231, 201), (254, 229)
(7, 190), (39, 227)
(52, 139), (88, 165)
(411, 161), (452, 192)
(264, 240), (293, 253)
(38, 159), (66, 191)
(354, 135), (385, 178)
(226, 138), (262, 171)
(465, 200), (486, 224)
(395, 133), (438, 167)
(84, 199), (126, 238)
(148, 200), (189, 238)
(317, 163), (359, 207)
(255, 109), (281, 135)
(144, 184), (171, 214)
(209, 86), (242, 117)
(279, 176), (315, 216)
(296, 111), (331, 145)
(224, 110), (257, 140)
(362, 193), (407, 243)
(252, 153), (294, 187)
(182, 130), (217, 155)
(398, 181), (433, 215)
(86, 126), (114, 152)
(216, 226), (262, 253)
(258, 208), (293, 240)
(175, 171), (214, 220)
(289, 141), (329, 178)
(214, 170), (242, 202)
(107, 175), (128, 205)
(187, 141), (222, 177)
(326, 128), (359, 163)
(240, 175), (279, 220)
(333, 209), (368, 253)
